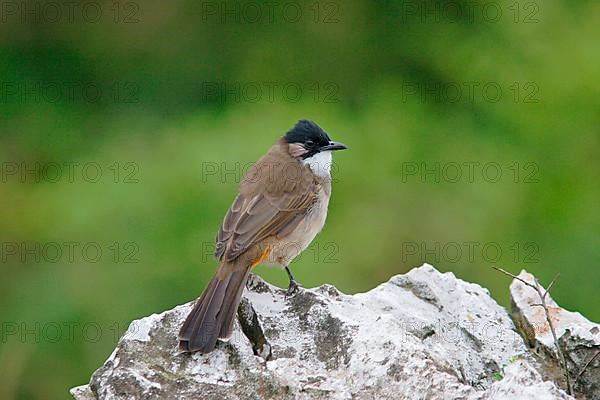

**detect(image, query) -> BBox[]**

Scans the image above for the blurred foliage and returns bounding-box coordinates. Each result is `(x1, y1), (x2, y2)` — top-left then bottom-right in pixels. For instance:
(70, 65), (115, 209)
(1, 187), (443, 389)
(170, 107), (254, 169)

(1, 0), (599, 398)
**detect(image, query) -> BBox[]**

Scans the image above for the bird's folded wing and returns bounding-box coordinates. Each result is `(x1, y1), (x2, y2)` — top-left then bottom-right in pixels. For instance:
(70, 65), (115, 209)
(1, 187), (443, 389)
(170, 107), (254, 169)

(215, 187), (316, 262)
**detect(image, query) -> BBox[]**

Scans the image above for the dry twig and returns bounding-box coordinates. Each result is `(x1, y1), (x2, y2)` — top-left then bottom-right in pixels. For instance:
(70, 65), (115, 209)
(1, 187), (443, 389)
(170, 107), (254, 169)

(576, 349), (600, 384)
(492, 266), (572, 395)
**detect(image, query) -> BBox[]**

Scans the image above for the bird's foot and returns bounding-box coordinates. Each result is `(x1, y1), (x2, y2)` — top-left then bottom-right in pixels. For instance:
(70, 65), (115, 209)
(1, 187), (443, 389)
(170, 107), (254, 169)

(285, 280), (300, 297)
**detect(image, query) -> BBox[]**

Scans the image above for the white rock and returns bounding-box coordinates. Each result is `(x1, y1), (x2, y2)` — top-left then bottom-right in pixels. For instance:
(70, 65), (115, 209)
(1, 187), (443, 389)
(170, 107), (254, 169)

(71, 264), (572, 400)
(485, 360), (573, 400)
(510, 270), (600, 398)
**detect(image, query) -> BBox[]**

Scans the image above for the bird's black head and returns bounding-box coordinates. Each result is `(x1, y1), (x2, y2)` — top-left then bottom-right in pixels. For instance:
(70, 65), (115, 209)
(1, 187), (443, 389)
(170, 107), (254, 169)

(284, 120), (347, 159)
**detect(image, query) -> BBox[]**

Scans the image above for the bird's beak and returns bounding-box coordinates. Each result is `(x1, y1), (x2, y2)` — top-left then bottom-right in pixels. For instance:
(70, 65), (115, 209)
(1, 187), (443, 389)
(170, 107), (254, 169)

(321, 141), (348, 151)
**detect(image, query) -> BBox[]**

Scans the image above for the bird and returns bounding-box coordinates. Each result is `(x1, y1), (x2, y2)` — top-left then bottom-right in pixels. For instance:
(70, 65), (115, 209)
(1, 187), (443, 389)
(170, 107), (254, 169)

(178, 119), (347, 353)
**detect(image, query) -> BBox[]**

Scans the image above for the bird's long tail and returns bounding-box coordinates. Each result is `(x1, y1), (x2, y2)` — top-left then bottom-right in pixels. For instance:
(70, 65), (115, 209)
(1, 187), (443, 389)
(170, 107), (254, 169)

(178, 262), (251, 353)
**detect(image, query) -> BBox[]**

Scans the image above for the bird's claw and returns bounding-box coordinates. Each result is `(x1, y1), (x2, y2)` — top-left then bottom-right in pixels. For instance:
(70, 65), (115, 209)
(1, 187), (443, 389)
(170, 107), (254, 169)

(285, 280), (300, 297)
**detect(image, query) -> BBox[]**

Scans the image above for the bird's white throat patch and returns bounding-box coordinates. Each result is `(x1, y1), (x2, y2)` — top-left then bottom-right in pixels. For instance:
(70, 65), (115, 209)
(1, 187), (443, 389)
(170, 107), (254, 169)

(302, 151), (332, 177)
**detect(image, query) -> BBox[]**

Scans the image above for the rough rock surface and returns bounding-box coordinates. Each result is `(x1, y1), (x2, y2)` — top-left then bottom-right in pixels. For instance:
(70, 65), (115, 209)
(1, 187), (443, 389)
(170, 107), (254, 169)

(510, 270), (600, 399)
(484, 359), (572, 400)
(71, 264), (573, 399)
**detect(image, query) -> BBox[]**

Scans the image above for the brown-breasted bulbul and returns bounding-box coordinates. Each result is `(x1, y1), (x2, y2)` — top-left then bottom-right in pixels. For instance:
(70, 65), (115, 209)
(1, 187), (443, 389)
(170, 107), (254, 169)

(178, 120), (347, 353)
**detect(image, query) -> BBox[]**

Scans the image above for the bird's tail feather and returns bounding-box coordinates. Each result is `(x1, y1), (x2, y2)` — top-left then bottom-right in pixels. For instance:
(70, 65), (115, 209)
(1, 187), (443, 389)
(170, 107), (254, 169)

(178, 263), (251, 353)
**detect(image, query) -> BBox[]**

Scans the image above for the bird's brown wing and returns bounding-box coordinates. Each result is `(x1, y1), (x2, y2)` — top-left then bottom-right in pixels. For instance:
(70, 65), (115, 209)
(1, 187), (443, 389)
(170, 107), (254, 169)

(215, 193), (245, 260)
(215, 146), (317, 262)
(215, 189), (316, 262)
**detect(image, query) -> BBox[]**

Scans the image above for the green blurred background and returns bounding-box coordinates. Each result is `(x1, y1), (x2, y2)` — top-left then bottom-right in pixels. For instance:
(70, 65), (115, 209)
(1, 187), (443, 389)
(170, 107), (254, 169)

(1, 0), (599, 398)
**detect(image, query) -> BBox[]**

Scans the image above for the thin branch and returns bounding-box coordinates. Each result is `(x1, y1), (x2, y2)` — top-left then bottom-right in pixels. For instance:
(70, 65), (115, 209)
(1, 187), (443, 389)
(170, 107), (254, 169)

(576, 350), (600, 383)
(492, 266), (537, 290)
(492, 266), (572, 395)
(537, 282), (572, 396)
(543, 273), (560, 300)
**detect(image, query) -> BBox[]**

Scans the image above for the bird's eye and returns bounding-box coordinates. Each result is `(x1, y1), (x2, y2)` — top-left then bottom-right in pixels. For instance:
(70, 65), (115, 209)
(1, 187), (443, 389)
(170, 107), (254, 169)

(305, 140), (315, 148)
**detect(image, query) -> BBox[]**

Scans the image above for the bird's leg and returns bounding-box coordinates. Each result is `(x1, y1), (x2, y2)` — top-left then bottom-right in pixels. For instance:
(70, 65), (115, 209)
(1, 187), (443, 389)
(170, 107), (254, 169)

(285, 266), (300, 297)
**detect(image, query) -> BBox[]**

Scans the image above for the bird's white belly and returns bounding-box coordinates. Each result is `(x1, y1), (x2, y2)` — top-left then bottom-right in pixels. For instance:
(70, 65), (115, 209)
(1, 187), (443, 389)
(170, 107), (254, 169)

(267, 190), (330, 267)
